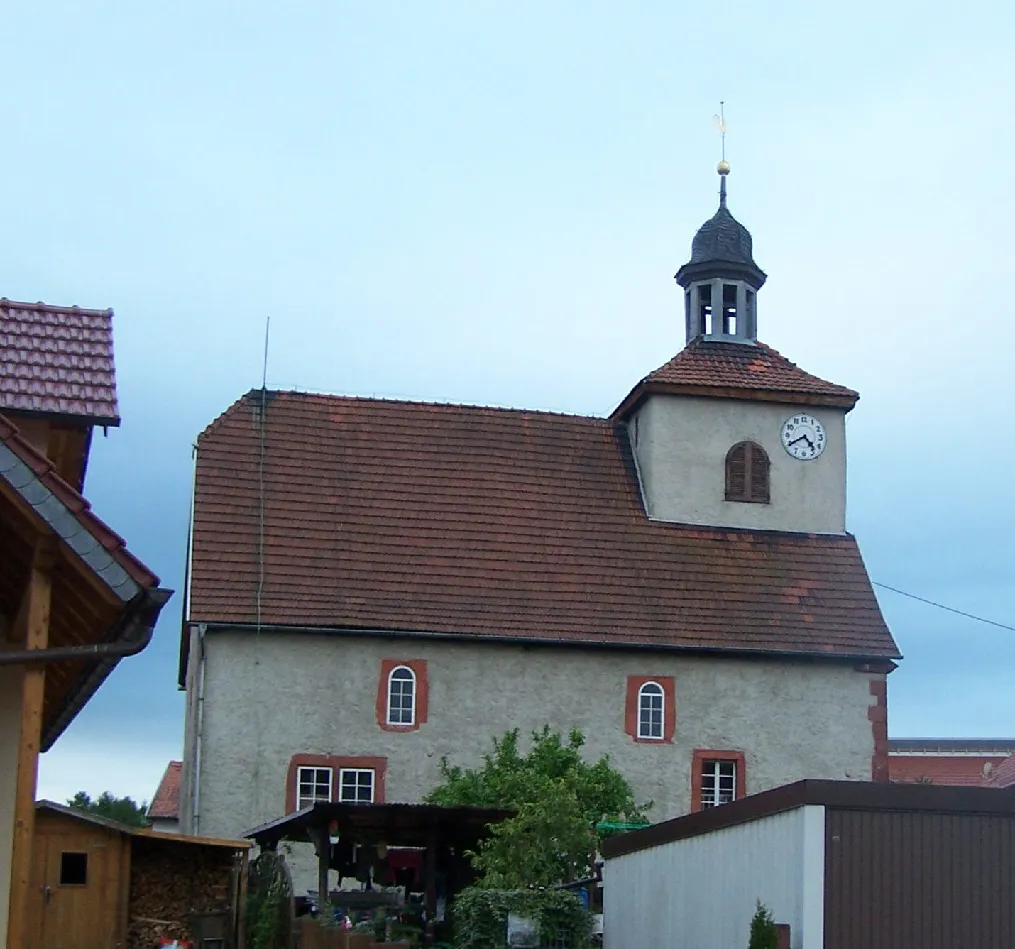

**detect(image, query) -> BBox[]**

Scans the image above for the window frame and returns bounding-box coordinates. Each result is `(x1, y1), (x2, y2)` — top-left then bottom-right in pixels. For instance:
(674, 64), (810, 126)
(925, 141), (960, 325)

(386, 665), (417, 727)
(338, 767), (375, 804)
(636, 681), (665, 741)
(725, 441), (770, 504)
(690, 749), (746, 812)
(295, 765), (333, 810)
(625, 675), (676, 743)
(286, 754), (388, 812)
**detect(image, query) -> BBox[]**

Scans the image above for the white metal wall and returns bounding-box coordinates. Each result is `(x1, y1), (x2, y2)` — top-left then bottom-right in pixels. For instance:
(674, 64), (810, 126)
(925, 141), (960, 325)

(604, 805), (826, 949)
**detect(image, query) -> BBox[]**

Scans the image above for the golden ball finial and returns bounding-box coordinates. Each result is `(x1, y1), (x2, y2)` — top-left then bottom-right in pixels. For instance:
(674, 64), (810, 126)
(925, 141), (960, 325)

(717, 159), (730, 176)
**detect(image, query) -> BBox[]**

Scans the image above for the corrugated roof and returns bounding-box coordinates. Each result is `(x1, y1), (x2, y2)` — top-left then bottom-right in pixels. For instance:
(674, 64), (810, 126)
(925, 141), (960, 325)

(187, 390), (898, 661)
(0, 299), (119, 424)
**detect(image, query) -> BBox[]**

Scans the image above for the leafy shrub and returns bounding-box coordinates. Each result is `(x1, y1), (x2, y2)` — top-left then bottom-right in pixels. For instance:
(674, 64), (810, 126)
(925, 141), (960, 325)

(453, 887), (592, 949)
(748, 901), (778, 949)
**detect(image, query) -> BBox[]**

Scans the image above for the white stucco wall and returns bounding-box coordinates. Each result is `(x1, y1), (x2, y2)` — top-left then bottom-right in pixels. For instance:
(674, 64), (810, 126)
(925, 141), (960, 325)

(0, 666), (23, 948)
(604, 805), (826, 949)
(629, 394), (848, 532)
(186, 630), (878, 892)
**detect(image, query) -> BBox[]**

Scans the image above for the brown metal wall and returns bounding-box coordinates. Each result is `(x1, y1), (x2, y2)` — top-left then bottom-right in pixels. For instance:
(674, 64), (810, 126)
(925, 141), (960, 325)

(824, 807), (1015, 949)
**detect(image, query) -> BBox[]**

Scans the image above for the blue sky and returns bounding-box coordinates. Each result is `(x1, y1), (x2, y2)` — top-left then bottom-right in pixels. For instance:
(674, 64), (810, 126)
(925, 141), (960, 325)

(3, 1), (1011, 804)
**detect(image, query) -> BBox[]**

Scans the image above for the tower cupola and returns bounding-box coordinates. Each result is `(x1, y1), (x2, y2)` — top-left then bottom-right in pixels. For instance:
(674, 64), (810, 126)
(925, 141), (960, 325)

(675, 162), (766, 345)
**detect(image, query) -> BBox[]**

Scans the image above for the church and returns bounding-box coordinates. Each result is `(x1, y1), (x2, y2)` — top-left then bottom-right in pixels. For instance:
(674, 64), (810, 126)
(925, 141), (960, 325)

(177, 161), (899, 866)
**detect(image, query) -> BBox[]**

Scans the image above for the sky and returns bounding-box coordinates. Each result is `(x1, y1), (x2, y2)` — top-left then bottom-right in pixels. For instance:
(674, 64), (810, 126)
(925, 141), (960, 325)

(2, 1), (1012, 805)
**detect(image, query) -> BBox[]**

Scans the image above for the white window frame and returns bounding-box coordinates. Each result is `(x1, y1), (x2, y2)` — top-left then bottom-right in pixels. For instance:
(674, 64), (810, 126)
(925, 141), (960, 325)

(296, 766), (333, 810)
(386, 665), (416, 726)
(338, 768), (375, 804)
(700, 759), (737, 808)
(637, 681), (665, 740)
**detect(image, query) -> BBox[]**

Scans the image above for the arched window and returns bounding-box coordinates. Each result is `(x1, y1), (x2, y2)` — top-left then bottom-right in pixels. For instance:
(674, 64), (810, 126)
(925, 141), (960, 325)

(637, 682), (665, 740)
(387, 666), (416, 726)
(725, 441), (770, 504)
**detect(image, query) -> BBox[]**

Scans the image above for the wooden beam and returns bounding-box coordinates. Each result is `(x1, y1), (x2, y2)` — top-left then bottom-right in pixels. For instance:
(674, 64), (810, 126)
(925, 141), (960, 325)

(6, 553), (53, 949)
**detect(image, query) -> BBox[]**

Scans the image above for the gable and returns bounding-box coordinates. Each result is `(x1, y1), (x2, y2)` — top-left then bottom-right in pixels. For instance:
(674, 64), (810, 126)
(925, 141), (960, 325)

(187, 390), (898, 666)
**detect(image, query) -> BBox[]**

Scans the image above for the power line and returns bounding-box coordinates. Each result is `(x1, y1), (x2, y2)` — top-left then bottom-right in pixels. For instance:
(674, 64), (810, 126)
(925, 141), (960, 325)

(872, 582), (1015, 633)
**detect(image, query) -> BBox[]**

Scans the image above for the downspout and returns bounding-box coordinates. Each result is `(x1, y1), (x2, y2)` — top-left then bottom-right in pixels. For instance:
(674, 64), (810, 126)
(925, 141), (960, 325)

(192, 623), (207, 836)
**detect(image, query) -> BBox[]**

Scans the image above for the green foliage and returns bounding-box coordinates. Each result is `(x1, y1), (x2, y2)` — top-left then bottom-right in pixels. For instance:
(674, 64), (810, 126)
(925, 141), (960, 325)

(748, 901), (779, 949)
(246, 852), (292, 949)
(426, 726), (648, 887)
(453, 887), (592, 949)
(66, 791), (148, 827)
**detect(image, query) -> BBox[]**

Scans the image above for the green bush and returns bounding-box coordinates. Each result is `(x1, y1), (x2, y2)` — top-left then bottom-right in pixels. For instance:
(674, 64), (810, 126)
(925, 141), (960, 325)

(453, 888), (592, 949)
(748, 901), (778, 949)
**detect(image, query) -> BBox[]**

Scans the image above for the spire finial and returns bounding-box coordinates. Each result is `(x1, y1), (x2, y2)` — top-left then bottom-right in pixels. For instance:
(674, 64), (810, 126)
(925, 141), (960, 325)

(714, 102), (730, 207)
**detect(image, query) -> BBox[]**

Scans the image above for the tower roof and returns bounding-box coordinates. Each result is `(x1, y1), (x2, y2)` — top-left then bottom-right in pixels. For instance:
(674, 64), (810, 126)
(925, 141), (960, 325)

(612, 338), (859, 419)
(675, 170), (766, 290)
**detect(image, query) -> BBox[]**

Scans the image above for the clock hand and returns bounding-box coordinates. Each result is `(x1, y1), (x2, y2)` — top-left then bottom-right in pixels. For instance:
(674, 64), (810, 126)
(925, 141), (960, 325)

(787, 435), (808, 446)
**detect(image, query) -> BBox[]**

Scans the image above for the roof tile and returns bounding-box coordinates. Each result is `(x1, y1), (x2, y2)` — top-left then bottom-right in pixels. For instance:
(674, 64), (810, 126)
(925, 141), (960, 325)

(188, 391), (898, 660)
(149, 761), (182, 819)
(614, 339), (858, 418)
(0, 299), (119, 424)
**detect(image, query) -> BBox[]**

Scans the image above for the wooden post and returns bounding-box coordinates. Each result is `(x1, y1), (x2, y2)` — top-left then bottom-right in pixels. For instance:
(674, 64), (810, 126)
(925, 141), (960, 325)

(310, 825), (330, 916)
(6, 554), (53, 949)
(424, 829), (437, 945)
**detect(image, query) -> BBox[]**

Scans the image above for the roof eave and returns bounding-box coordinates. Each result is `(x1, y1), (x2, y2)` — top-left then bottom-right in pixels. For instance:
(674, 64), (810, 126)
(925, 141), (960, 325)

(611, 379), (858, 422)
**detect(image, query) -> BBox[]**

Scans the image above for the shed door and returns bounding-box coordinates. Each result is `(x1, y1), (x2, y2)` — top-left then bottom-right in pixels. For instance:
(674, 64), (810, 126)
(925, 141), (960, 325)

(32, 833), (119, 949)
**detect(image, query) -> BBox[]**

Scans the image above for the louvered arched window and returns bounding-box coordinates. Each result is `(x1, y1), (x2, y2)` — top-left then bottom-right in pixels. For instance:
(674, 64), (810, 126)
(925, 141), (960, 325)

(725, 441), (770, 504)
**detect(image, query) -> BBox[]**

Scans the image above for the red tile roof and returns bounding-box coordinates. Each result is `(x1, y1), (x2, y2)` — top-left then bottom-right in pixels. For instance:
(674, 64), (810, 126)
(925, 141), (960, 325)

(0, 299), (119, 424)
(149, 761), (183, 820)
(614, 339), (859, 419)
(889, 755), (1008, 787)
(188, 391), (898, 661)
(985, 756), (1015, 789)
(0, 414), (159, 589)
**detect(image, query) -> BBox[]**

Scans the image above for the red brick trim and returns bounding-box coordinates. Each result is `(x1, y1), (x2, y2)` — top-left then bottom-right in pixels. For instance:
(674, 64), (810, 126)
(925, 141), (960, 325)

(285, 754), (388, 812)
(376, 659), (429, 731)
(869, 677), (889, 782)
(690, 749), (746, 812)
(624, 675), (676, 743)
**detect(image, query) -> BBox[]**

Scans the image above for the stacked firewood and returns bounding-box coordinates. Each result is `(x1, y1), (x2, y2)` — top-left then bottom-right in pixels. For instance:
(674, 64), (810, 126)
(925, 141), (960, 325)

(126, 837), (240, 949)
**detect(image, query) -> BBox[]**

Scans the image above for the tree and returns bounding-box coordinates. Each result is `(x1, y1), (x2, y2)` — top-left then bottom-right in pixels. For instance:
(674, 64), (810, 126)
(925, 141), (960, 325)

(748, 901), (778, 949)
(67, 791), (149, 828)
(425, 727), (648, 888)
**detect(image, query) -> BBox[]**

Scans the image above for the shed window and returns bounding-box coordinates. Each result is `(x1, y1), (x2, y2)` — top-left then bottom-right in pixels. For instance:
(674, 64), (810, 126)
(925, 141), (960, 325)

(637, 682), (665, 740)
(387, 666), (416, 726)
(296, 766), (332, 810)
(339, 768), (375, 803)
(725, 441), (770, 503)
(59, 852), (88, 886)
(700, 759), (738, 808)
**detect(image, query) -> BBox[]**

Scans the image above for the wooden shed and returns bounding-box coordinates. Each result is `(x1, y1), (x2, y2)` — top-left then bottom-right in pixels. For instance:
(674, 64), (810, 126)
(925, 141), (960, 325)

(27, 802), (249, 949)
(601, 779), (1015, 949)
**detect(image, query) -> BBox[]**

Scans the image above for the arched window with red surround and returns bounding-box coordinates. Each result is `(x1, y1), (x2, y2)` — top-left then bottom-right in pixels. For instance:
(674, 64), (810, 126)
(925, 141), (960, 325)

(725, 441), (770, 504)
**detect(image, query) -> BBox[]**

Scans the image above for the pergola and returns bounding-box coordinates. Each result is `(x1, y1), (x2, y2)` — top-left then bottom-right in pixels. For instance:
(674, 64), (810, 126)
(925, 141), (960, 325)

(246, 802), (513, 942)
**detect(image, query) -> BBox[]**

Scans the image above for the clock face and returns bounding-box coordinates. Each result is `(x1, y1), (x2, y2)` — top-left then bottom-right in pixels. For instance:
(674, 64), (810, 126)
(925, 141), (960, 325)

(781, 413), (826, 460)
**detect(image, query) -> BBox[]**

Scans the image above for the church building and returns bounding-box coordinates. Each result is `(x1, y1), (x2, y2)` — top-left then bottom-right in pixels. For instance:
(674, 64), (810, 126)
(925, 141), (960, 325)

(177, 162), (899, 877)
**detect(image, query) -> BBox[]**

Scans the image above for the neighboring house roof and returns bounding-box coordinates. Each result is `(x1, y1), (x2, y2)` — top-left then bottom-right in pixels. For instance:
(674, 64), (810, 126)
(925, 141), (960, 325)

(0, 413), (171, 748)
(613, 339), (859, 418)
(889, 738), (1015, 754)
(888, 755), (1007, 787)
(185, 390), (898, 679)
(985, 756), (1015, 789)
(148, 761), (183, 820)
(0, 299), (119, 425)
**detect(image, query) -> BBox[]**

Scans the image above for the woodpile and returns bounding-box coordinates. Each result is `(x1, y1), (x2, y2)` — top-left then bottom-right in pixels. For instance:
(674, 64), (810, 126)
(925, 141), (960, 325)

(127, 836), (240, 948)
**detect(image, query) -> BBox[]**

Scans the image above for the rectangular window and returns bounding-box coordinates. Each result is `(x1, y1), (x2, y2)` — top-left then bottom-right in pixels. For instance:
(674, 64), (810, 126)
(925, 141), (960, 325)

(59, 852), (88, 886)
(339, 768), (375, 804)
(700, 759), (737, 808)
(296, 766), (333, 810)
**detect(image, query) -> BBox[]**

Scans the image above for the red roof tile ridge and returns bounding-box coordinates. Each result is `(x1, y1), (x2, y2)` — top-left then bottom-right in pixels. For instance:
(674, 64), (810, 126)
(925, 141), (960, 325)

(199, 388), (609, 442)
(0, 412), (160, 588)
(0, 297), (114, 317)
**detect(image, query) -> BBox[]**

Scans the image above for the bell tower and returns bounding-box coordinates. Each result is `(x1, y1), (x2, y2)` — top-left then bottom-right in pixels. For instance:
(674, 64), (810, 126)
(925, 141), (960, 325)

(675, 161), (766, 345)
